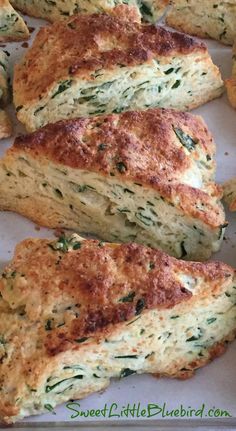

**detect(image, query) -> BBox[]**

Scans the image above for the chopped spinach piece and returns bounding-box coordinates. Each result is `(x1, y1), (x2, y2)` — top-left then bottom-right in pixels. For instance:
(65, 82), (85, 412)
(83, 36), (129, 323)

(173, 127), (198, 151)
(45, 375), (83, 393)
(44, 404), (56, 414)
(75, 337), (89, 343)
(116, 161), (127, 173)
(45, 319), (53, 331)
(115, 355), (138, 359)
(54, 188), (63, 199)
(139, 2), (153, 17)
(120, 292), (135, 303)
(98, 143), (107, 151)
(135, 298), (145, 315)
(120, 368), (136, 378)
(207, 317), (217, 324)
(52, 80), (72, 99)
(164, 68), (174, 75)
(172, 80), (181, 89)
(49, 236), (82, 253)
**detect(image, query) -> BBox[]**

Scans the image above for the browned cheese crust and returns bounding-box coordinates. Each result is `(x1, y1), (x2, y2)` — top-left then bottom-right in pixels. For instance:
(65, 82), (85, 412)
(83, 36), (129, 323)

(14, 14), (206, 107)
(0, 235), (235, 423)
(11, 108), (223, 229)
(0, 237), (233, 356)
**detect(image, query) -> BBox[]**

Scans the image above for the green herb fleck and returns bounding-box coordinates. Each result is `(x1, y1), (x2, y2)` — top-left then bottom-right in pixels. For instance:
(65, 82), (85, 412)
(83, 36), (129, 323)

(116, 162), (127, 173)
(173, 127), (198, 152)
(136, 298), (145, 315)
(120, 292), (135, 303)
(120, 368), (136, 378)
(52, 80), (72, 99)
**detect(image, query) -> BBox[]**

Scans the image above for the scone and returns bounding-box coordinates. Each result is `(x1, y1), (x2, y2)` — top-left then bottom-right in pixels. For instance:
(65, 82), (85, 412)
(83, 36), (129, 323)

(0, 108), (227, 261)
(0, 50), (12, 139)
(0, 234), (236, 423)
(0, 109), (12, 139)
(0, 50), (10, 106)
(13, 12), (224, 132)
(223, 177), (236, 211)
(226, 42), (236, 108)
(166, 0), (236, 46)
(10, 0), (169, 23)
(0, 0), (29, 42)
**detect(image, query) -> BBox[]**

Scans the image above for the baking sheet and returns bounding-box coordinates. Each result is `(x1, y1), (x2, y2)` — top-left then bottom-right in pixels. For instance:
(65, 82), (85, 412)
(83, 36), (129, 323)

(0, 15), (236, 426)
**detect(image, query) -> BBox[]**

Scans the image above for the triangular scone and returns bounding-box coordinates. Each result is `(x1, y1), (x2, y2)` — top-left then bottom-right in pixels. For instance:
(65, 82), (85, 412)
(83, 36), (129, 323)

(10, 0), (169, 23)
(0, 108), (227, 261)
(166, 0), (236, 46)
(0, 50), (10, 106)
(0, 0), (29, 42)
(13, 12), (223, 132)
(0, 109), (12, 139)
(0, 234), (236, 423)
(223, 177), (236, 212)
(226, 42), (236, 108)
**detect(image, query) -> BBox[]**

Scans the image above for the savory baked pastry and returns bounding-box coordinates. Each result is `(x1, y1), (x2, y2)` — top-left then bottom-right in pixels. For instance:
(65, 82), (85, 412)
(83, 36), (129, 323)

(13, 12), (224, 132)
(0, 109), (12, 139)
(223, 177), (236, 211)
(0, 234), (236, 423)
(166, 0), (236, 46)
(0, 108), (227, 260)
(0, 0), (29, 42)
(0, 50), (12, 139)
(0, 49), (10, 106)
(10, 0), (169, 23)
(226, 42), (236, 108)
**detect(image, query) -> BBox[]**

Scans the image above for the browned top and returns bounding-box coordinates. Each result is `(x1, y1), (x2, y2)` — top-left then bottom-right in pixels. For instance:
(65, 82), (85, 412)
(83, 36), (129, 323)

(12, 108), (224, 227)
(13, 11), (206, 105)
(0, 236), (233, 358)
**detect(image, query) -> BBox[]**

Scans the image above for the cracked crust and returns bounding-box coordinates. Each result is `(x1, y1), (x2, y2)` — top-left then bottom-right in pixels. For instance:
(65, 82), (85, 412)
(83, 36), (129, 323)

(11, 108), (224, 229)
(13, 13), (206, 108)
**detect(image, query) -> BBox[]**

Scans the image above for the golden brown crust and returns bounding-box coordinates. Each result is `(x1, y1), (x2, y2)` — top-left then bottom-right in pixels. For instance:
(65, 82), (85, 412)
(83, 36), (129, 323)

(1, 237), (233, 358)
(14, 13), (206, 107)
(12, 108), (224, 228)
(0, 110), (12, 139)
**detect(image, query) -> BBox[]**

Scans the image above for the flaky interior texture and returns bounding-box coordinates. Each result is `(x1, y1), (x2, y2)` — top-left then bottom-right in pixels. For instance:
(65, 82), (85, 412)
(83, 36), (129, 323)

(0, 0), (29, 42)
(0, 235), (236, 423)
(166, 0), (236, 45)
(10, 0), (168, 22)
(0, 154), (225, 260)
(16, 55), (223, 132)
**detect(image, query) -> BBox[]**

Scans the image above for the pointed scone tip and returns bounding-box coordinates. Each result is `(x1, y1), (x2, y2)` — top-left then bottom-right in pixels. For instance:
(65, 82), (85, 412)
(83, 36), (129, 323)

(0, 0), (29, 42)
(13, 12), (223, 131)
